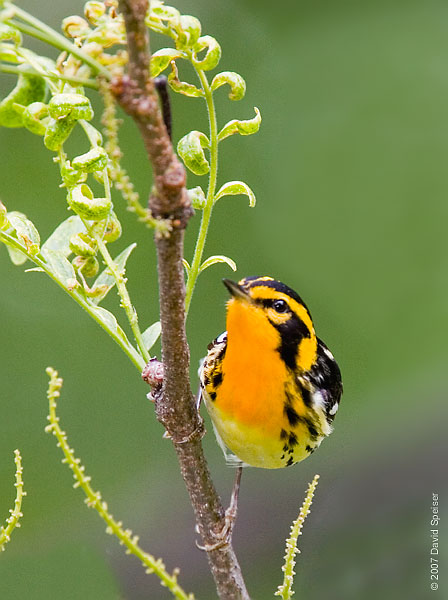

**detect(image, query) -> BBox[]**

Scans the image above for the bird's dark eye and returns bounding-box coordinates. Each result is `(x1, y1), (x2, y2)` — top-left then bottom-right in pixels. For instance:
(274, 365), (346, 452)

(273, 299), (288, 313)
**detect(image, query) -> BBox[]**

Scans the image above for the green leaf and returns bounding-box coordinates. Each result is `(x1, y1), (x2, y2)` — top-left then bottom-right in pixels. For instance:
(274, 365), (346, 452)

(43, 116), (77, 151)
(150, 47), (184, 77)
(176, 15), (202, 49)
(211, 71), (246, 101)
(48, 93), (93, 120)
(187, 186), (206, 209)
(0, 199), (7, 227)
(5, 245), (27, 265)
(91, 243), (137, 305)
(214, 181), (256, 207)
(192, 35), (221, 71)
(177, 131), (210, 175)
(0, 24), (22, 46)
(68, 183), (112, 221)
(20, 101), (48, 136)
(150, 4), (181, 23)
(142, 321), (162, 351)
(177, 130), (210, 176)
(199, 255), (237, 274)
(41, 248), (78, 290)
(218, 107), (261, 142)
(80, 120), (103, 147)
(0, 42), (20, 63)
(72, 147), (108, 173)
(168, 62), (203, 97)
(0, 67), (47, 128)
(42, 216), (86, 258)
(89, 305), (129, 345)
(7, 211), (40, 255)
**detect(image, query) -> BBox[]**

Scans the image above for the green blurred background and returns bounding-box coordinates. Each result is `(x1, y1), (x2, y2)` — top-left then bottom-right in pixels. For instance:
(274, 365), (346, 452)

(1, 0), (447, 598)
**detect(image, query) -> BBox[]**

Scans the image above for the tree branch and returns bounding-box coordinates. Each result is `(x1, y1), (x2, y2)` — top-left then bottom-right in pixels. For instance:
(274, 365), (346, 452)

(113, 1), (250, 598)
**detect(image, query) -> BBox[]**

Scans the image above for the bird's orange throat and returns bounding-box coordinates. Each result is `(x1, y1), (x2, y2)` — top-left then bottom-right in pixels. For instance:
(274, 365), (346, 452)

(225, 298), (281, 355)
(218, 298), (288, 430)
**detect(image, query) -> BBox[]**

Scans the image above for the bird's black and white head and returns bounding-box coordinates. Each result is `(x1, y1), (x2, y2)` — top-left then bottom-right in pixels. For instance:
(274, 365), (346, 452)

(223, 276), (318, 372)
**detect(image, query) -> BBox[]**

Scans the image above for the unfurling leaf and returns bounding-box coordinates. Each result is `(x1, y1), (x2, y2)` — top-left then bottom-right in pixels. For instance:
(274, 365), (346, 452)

(199, 255), (237, 274)
(0, 67), (47, 128)
(20, 102), (49, 136)
(177, 130), (210, 175)
(142, 321), (162, 351)
(42, 216), (86, 258)
(168, 61), (203, 97)
(69, 232), (97, 257)
(187, 186), (206, 209)
(43, 116), (77, 151)
(48, 93), (93, 120)
(102, 212), (122, 243)
(62, 15), (90, 39)
(84, 1), (106, 24)
(150, 47), (184, 77)
(0, 23), (22, 45)
(0, 42), (19, 64)
(72, 147), (108, 173)
(218, 107), (261, 142)
(176, 15), (202, 49)
(149, 3), (181, 25)
(7, 211), (40, 255)
(80, 121), (103, 146)
(211, 72), (246, 101)
(68, 184), (112, 221)
(192, 35), (221, 71)
(214, 181), (256, 207)
(182, 258), (191, 274)
(73, 255), (99, 278)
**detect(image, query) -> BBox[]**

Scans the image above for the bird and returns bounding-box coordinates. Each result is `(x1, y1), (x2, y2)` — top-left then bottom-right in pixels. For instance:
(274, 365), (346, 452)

(200, 276), (342, 470)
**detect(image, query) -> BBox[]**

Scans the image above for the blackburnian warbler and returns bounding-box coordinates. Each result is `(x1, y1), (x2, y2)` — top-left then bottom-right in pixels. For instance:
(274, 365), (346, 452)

(200, 276), (342, 469)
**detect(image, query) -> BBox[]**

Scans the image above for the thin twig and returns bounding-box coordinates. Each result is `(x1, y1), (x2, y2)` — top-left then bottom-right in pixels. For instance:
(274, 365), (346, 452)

(113, 1), (250, 598)
(275, 475), (320, 599)
(0, 64), (99, 89)
(0, 450), (25, 552)
(45, 368), (193, 600)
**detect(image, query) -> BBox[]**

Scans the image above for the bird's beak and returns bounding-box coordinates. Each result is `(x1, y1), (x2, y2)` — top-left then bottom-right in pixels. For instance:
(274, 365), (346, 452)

(222, 278), (250, 301)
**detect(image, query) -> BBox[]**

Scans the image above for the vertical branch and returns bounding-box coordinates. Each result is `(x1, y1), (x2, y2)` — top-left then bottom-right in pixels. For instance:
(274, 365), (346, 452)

(112, 1), (250, 598)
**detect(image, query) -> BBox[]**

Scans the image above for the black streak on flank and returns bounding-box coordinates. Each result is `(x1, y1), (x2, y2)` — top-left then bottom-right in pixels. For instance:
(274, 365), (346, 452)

(288, 432), (298, 447)
(286, 456), (295, 466)
(280, 429), (288, 440)
(306, 445), (315, 454)
(305, 419), (318, 441)
(209, 391), (217, 401)
(299, 382), (313, 408)
(285, 405), (300, 427)
(213, 372), (223, 388)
